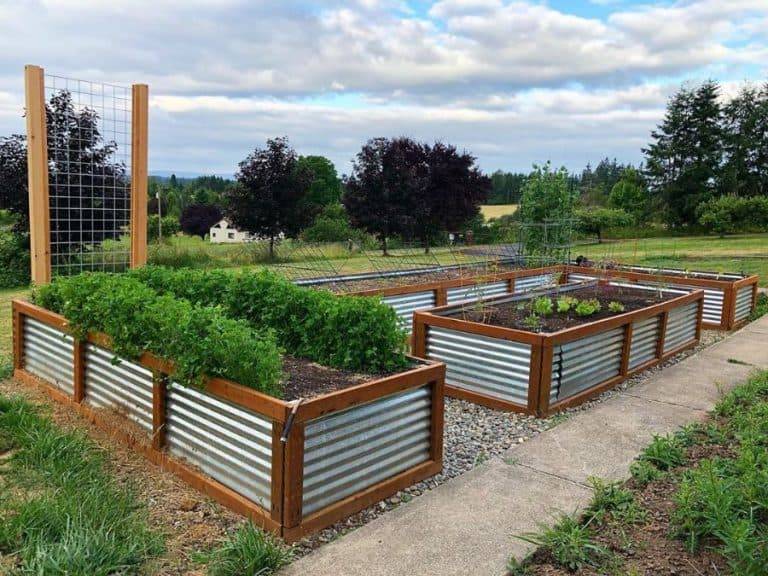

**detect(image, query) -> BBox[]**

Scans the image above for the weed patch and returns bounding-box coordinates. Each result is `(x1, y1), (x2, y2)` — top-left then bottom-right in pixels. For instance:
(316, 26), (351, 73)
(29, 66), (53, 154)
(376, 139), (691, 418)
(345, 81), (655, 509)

(204, 522), (292, 576)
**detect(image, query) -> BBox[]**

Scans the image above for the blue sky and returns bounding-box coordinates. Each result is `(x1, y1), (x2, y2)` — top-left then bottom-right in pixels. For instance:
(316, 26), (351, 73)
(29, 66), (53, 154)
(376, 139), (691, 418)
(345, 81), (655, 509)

(0, 0), (766, 177)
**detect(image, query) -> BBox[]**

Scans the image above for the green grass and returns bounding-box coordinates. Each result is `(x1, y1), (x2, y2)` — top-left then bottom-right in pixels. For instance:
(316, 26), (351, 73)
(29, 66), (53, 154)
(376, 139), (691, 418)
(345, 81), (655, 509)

(202, 522), (292, 576)
(577, 233), (768, 285)
(0, 394), (164, 574)
(0, 287), (29, 379)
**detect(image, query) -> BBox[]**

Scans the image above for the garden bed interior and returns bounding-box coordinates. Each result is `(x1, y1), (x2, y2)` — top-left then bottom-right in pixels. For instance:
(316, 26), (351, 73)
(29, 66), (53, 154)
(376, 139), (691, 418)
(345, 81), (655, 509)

(413, 281), (704, 416)
(11, 299), (445, 542)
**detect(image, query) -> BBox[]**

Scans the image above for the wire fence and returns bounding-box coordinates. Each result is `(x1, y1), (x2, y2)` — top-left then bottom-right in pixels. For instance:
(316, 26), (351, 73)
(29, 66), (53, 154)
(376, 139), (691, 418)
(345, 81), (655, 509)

(44, 74), (132, 275)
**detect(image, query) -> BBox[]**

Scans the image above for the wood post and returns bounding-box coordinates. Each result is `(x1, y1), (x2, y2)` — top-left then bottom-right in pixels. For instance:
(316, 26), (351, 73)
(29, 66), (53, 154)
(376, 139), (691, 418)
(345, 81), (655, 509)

(282, 422), (305, 529)
(435, 287), (447, 307)
(657, 311), (669, 359)
(270, 422), (285, 524)
(73, 339), (86, 403)
(130, 84), (149, 268)
(619, 322), (633, 377)
(24, 65), (51, 284)
(13, 308), (23, 370)
(429, 378), (445, 463)
(152, 373), (167, 450)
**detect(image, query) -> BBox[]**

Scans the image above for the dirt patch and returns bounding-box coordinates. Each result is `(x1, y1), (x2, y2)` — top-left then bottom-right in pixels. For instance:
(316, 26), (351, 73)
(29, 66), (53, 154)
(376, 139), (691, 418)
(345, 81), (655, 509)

(454, 285), (666, 332)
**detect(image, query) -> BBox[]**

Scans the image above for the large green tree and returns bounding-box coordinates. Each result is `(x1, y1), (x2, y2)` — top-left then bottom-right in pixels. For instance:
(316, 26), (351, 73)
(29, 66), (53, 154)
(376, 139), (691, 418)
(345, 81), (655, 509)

(297, 155), (343, 209)
(609, 167), (650, 224)
(721, 84), (768, 198)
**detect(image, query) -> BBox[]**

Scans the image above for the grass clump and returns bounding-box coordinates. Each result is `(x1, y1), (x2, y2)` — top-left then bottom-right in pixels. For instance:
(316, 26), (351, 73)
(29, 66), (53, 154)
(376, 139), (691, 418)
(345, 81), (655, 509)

(0, 395), (163, 574)
(33, 273), (283, 395)
(585, 477), (646, 526)
(129, 266), (409, 373)
(516, 514), (607, 572)
(638, 434), (686, 471)
(205, 522), (292, 576)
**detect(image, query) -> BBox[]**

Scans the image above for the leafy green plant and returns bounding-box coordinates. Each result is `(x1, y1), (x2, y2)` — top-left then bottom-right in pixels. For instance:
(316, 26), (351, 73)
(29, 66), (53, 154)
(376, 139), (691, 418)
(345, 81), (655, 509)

(205, 522), (292, 576)
(629, 460), (664, 487)
(129, 266), (409, 373)
(749, 293), (768, 322)
(523, 314), (541, 331)
(517, 514), (607, 571)
(607, 301), (625, 313)
(574, 298), (601, 317)
(585, 477), (647, 526)
(556, 296), (578, 313)
(531, 297), (554, 316)
(33, 273), (284, 396)
(639, 434), (686, 471)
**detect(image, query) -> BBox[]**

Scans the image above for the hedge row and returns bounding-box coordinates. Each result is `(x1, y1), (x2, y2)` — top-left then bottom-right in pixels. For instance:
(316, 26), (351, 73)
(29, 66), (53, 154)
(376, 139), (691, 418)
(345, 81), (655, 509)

(128, 266), (409, 373)
(32, 273), (284, 396)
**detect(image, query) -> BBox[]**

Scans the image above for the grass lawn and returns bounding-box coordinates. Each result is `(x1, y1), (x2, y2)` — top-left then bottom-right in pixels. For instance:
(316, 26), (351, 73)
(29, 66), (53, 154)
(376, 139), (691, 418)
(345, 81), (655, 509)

(481, 204), (519, 220)
(577, 233), (768, 285)
(0, 287), (30, 372)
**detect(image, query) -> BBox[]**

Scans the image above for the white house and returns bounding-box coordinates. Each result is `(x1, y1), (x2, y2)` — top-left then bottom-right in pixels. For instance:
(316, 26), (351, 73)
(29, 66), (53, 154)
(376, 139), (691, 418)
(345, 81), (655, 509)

(209, 219), (253, 243)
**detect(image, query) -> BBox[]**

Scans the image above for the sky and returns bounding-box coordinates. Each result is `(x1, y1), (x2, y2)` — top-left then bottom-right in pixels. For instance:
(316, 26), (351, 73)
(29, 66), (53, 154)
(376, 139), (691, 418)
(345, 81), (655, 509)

(0, 0), (767, 178)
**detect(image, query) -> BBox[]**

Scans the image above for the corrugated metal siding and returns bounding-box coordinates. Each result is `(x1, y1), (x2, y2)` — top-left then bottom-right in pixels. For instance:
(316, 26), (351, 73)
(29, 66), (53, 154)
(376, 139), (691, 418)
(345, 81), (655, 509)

(629, 315), (661, 370)
(426, 326), (530, 405)
(663, 302), (699, 353)
(568, 273), (598, 283)
(734, 286), (754, 322)
(551, 327), (624, 402)
(166, 383), (272, 510)
(84, 344), (153, 433)
(446, 281), (509, 304)
(697, 288), (724, 325)
(382, 291), (436, 333)
(22, 317), (74, 395)
(302, 385), (432, 516)
(514, 274), (556, 293)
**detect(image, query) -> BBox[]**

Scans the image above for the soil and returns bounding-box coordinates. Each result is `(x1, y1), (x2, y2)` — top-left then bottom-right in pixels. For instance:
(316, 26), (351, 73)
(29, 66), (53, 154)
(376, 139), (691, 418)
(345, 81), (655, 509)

(282, 356), (406, 401)
(455, 285), (666, 332)
(514, 439), (732, 576)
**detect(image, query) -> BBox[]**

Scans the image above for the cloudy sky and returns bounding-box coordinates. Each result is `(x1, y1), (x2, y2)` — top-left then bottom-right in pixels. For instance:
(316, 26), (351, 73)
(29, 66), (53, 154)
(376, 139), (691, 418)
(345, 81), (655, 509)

(0, 0), (766, 177)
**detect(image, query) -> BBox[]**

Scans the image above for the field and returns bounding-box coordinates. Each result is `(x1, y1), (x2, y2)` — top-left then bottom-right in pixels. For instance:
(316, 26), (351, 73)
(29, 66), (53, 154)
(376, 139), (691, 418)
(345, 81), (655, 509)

(577, 233), (768, 285)
(480, 204), (518, 220)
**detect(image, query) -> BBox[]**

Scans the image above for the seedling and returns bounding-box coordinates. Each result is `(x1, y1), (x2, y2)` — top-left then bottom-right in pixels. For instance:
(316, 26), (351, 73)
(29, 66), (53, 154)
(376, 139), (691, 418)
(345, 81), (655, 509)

(574, 299), (601, 317)
(532, 297), (554, 316)
(523, 314), (541, 330)
(557, 296), (579, 313)
(608, 301), (625, 313)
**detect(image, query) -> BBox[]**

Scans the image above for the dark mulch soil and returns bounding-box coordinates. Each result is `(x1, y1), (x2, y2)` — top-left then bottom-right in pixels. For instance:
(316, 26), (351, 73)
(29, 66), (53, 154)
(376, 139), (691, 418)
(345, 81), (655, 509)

(515, 441), (732, 576)
(281, 356), (406, 401)
(455, 285), (665, 332)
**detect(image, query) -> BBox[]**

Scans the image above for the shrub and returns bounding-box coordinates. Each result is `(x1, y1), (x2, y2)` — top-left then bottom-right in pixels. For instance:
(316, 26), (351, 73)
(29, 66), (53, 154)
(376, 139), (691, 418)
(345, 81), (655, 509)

(301, 204), (361, 243)
(697, 195), (768, 236)
(607, 301), (625, 313)
(574, 299), (601, 317)
(205, 522), (292, 576)
(0, 232), (30, 288)
(147, 214), (181, 241)
(575, 207), (634, 243)
(532, 297), (553, 316)
(32, 273), (283, 395)
(749, 293), (768, 322)
(128, 266), (409, 373)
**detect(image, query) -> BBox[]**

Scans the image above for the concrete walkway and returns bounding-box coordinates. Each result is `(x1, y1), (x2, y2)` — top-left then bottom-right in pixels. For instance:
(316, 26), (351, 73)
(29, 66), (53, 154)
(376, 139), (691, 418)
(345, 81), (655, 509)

(282, 316), (768, 576)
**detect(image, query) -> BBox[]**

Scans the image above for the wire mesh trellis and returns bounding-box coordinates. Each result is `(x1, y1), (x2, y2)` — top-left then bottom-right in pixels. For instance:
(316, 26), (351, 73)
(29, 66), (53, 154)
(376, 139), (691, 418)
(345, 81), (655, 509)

(44, 74), (132, 275)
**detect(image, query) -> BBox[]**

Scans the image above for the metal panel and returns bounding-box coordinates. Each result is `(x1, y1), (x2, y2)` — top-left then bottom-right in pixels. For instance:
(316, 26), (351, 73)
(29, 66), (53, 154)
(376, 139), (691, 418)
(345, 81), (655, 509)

(84, 344), (153, 433)
(514, 274), (556, 293)
(629, 315), (661, 370)
(166, 383), (273, 510)
(382, 291), (436, 333)
(426, 326), (531, 405)
(22, 317), (74, 395)
(551, 327), (624, 402)
(663, 302), (699, 353)
(303, 385), (432, 516)
(568, 273), (598, 283)
(446, 281), (509, 304)
(734, 286), (754, 322)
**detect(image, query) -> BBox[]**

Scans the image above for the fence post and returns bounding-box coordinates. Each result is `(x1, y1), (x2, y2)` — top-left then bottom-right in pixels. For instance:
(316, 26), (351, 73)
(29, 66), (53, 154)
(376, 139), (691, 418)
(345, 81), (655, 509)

(282, 422), (305, 529)
(73, 339), (86, 403)
(130, 84), (149, 268)
(24, 65), (51, 284)
(620, 322), (633, 376)
(656, 311), (669, 359)
(152, 373), (167, 450)
(13, 306), (23, 370)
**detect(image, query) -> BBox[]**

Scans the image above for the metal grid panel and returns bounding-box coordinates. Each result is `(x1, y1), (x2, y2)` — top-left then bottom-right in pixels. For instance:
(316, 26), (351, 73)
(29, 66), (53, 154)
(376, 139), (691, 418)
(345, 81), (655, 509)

(663, 302), (699, 353)
(84, 344), (153, 433)
(629, 315), (662, 370)
(446, 281), (509, 304)
(302, 385), (432, 516)
(513, 274), (556, 293)
(426, 326), (531, 404)
(166, 383), (273, 510)
(44, 74), (132, 275)
(22, 317), (74, 395)
(551, 327), (624, 402)
(734, 286), (754, 322)
(382, 291), (436, 333)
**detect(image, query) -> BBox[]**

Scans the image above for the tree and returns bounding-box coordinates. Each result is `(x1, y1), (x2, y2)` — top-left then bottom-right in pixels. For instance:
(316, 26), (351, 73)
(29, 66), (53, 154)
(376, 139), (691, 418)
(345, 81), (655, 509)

(488, 170), (526, 204)
(302, 203), (361, 243)
(226, 137), (313, 259)
(343, 137), (424, 255)
(0, 135), (28, 234)
(180, 204), (222, 238)
(721, 84), (768, 197)
(411, 141), (491, 252)
(575, 207), (634, 243)
(609, 168), (650, 224)
(698, 195), (768, 236)
(297, 155), (343, 209)
(580, 157), (627, 206)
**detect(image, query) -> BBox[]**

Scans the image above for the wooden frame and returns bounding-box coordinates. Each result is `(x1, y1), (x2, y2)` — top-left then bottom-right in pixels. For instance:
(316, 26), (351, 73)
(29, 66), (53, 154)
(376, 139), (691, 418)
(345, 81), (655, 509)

(413, 284), (704, 417)
(12, 299), (445, 541)
(564, 265), (759, 331)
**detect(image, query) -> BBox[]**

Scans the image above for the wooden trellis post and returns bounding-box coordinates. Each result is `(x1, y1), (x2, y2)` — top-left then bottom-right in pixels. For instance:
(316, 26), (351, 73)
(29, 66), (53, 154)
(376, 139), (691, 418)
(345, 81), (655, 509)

(131, 84), (149, 268)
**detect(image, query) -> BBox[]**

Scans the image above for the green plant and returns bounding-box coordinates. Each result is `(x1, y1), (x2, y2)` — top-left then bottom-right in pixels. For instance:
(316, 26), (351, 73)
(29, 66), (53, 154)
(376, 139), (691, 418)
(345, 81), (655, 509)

(639, 434), (686, 471)
(585, 477), (647, 526)
(523, 314), (541, 330)
(607, 301), (625, 313)
(0, 232), (30, 289)
(129, 266), (409, 373)
(32, 273), (284, 395)
(556, 296), (578, 313)
(574, 298), (601, 317)
(629, 460), (664, 487)
(517, 514), (607, 571)
(531, 297), (554, 316)
(749, 293), (768, 322)
(148, 214), (181, 241)
(205, 522), (292, 576)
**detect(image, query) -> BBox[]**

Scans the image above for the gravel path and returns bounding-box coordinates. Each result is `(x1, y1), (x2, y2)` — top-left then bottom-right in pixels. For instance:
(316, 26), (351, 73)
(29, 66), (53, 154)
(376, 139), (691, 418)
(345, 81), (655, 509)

(292, 329), (725, 556)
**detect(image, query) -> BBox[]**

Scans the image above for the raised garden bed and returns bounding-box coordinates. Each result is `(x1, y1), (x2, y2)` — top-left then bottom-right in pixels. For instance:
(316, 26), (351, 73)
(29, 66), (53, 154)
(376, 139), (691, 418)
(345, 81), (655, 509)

(11, 288), (445, 541)
(565, 264), (758, 330)
(412, 282), (704, 416)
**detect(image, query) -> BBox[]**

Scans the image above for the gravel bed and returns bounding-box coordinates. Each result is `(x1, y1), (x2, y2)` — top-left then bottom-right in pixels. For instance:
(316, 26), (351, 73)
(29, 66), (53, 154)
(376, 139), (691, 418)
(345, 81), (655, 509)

(292, 329), (726, 557)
